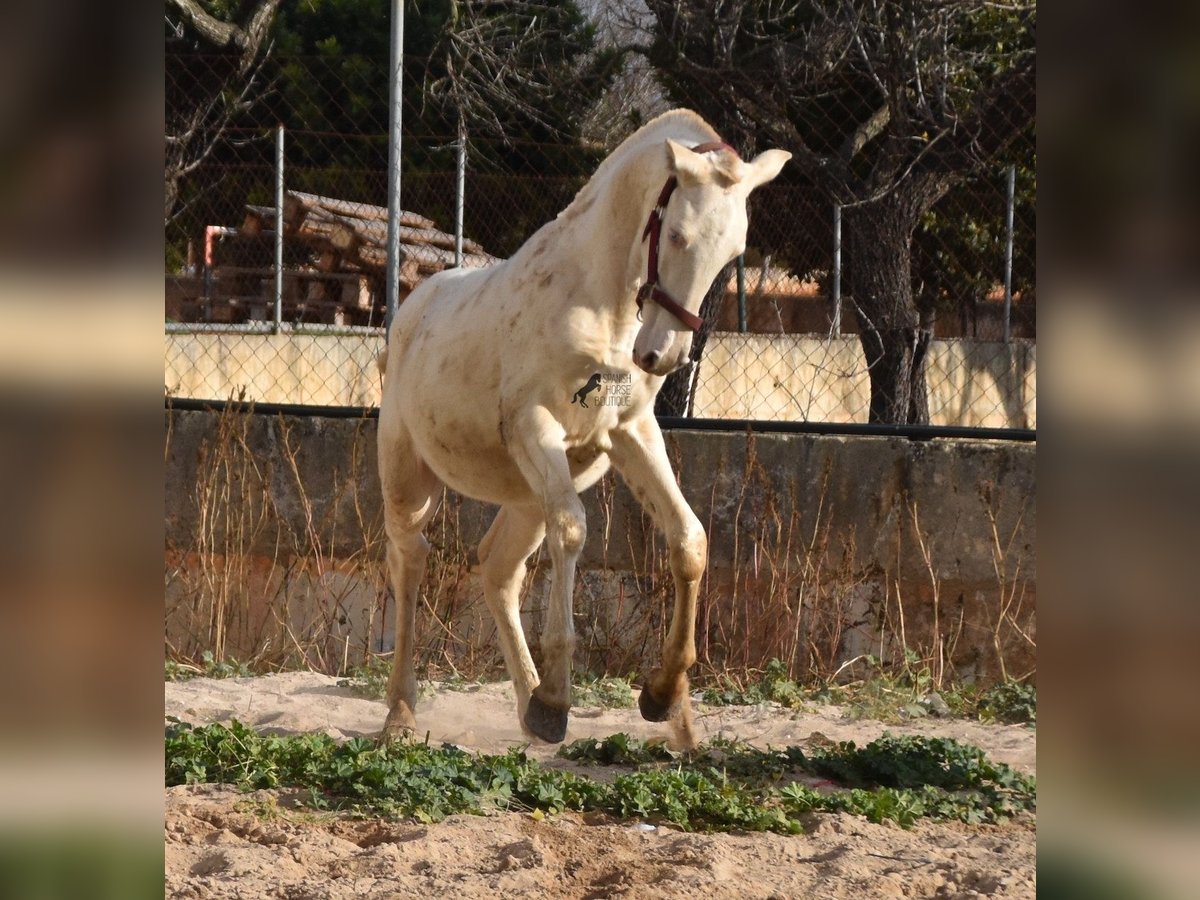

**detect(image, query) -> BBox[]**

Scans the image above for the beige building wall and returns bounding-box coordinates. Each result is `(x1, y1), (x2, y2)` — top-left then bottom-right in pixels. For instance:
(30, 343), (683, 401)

(166, 331), (1035, 428)
(692, 334), (1036, 428)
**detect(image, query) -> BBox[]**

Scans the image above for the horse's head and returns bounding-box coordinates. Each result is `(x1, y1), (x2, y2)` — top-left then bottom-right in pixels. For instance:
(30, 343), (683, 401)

(633, 140), (792, 376)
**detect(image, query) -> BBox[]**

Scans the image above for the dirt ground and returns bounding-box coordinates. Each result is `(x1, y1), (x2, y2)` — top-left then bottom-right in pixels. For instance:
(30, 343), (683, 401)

(165, 673), (1036, 899)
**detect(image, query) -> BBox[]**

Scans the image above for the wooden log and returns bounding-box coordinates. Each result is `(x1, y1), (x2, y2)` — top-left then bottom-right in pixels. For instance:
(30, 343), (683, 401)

(398, 259), (421, 290)
(247, 197), (493, 274)
(316, 249), (341, 272)
(286, 190), (436, 229)
(340, 218), (486, 255)
(282, 193), (309, 230)
(293, 215), (341, 245)
(328, 221), (361, 254)
(354, 241), (497, 273)
(241, 205), (275, 236)
(461, 253), (497, 269)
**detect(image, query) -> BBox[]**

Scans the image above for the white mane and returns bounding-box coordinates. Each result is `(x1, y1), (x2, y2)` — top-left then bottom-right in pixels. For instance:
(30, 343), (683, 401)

(559, 110), (721, 223)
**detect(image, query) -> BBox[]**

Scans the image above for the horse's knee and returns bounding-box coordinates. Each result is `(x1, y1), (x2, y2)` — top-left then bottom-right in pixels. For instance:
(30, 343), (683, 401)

(548, 501), (587, 559)
(670, 521), (707, 583)
(540, 631), (577, 662)
(387, 530), (431, 569)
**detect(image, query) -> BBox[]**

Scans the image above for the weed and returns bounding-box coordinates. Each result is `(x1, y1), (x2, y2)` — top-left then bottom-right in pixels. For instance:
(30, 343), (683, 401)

(165, 651), (255, 682)
(572, 672), (636, 709)
(166, 720), (1034, 833)
(699, 658), (807, 708)
(336, 655), (393, 700)
(978, 679), (1036, 725)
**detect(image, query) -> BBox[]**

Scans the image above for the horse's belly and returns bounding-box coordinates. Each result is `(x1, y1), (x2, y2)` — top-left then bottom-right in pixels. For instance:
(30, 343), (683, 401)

(409, 414), (613, 507)
(424, 440), (531, 506)
(403, 400), (527, 505)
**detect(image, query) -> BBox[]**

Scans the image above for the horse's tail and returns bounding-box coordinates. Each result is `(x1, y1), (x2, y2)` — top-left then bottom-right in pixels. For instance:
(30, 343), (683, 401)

(376, 347), (389, 377)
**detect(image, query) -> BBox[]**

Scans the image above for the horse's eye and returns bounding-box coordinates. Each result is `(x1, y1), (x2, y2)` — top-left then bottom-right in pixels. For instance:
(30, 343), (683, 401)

(668, 228), (686, 248)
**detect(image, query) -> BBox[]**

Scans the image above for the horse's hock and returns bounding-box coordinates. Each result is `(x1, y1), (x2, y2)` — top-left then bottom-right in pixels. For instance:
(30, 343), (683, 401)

(165, 408), (1035, 683)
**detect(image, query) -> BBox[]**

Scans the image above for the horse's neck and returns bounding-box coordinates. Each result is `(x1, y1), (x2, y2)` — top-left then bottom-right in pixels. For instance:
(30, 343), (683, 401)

(561, 142), (677, 308)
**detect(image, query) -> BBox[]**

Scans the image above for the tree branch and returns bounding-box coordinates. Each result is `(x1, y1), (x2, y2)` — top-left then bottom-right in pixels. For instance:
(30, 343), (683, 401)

(167, 0), (281, 71)
(840, 103), (891, 162)
(923, 53), (1035, 175)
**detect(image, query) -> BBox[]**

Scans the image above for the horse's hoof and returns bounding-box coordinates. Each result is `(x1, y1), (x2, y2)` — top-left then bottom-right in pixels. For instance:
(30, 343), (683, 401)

(524, 692), (569, 743)
(380, 725), (418, 744)
(638, 684), (680, 723)
(380, 705), (418, 742)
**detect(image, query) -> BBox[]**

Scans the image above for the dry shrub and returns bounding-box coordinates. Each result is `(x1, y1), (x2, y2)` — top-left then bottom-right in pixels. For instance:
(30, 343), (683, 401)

(166, 409), (1034, 687)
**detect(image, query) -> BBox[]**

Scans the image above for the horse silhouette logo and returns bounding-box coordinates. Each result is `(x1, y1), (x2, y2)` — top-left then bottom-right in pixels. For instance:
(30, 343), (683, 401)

(571, 373), (603, 408)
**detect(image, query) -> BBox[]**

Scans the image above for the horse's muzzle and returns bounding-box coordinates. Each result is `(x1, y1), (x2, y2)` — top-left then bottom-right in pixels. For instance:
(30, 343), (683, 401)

(635, 349), (688, 377)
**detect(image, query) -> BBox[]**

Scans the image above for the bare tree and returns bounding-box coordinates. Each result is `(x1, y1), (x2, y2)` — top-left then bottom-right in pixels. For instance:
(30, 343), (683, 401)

(577, 0), (667, 147)
(639, 0), (1036, 423)
(164, 0), (281, 224)
(426, 0), (617, 149)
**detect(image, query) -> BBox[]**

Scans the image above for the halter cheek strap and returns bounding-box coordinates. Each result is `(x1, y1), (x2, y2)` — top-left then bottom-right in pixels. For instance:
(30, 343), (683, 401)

(636, 141), (738, 334)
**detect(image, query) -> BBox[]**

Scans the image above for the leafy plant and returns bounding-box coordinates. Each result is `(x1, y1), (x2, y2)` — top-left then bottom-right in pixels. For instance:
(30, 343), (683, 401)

(165, 651), (255, 682)
(978, 679), (1036, 725)
(561, 731), (1035, 826)
(573, 672), (636, 709)
(166, 721), (1033, 832)
(700, 659), (807, 709)
(697, 658), (988, 724)
(336, 655), (393, 700)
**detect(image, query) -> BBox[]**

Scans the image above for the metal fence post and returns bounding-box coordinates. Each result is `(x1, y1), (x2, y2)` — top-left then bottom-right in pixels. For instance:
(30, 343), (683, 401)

(454, 125), (466, 267)
(1002, 164), (1015, 344)
(273, 124), (284, 333)
(831, 203), (842, 338)
(736, 253), (747, 333)
(384, 0), (405, 335)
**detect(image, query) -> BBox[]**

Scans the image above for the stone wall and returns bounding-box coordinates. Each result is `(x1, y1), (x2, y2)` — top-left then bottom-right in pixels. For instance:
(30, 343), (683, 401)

(165, 407), (1035, 683)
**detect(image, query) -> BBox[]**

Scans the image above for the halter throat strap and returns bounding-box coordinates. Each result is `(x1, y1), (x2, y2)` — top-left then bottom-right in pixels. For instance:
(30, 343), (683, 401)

(636, 141), (738, 334)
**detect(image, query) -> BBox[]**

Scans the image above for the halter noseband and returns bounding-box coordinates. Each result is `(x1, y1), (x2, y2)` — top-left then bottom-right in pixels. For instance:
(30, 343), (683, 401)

(636, 141), (738, 334)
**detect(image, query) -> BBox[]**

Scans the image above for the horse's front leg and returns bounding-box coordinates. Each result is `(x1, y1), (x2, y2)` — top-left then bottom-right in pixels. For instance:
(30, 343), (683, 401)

(609, 413), (706, 749)
(508, 406), (586, 743)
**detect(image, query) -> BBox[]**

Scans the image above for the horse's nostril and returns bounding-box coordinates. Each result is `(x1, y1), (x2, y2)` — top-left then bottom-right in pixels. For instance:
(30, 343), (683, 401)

(641, 351), (660, 369)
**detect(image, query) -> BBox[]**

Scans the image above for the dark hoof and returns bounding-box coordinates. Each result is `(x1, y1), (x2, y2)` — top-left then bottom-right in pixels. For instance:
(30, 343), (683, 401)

(638, 684), (679, 723)
(524, 692), (569, 743)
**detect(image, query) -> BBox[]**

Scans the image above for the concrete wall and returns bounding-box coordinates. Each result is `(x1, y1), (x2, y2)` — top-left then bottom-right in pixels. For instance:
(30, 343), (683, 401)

(693, 334), (1036, 428)
(165, 408), (1035, 683)
(165, 331), (383, 407)
(165, 331), (1036, 429)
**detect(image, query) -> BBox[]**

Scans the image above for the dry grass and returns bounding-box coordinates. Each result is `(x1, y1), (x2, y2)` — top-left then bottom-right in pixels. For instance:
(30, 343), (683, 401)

(165, 408), (1035, 690)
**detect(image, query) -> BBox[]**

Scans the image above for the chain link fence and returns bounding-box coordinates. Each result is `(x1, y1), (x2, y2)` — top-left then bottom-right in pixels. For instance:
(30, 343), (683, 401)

(166, 24), (1035, 430)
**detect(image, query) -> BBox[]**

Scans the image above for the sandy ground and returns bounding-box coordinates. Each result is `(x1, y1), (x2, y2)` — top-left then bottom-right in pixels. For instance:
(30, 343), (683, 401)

(165, 673), (1036, 899)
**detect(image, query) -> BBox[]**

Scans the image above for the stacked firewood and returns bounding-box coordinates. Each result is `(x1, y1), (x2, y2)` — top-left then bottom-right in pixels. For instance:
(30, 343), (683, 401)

(241, 191), (497, 290)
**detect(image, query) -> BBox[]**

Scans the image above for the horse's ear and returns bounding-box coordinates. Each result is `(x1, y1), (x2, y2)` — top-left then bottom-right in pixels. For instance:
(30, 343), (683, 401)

(741, 149), (792, 192)
(665, 139), (712, 185)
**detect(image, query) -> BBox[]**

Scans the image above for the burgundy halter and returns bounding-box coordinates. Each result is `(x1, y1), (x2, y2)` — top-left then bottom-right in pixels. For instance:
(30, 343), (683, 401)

(636, 141), (739, 333)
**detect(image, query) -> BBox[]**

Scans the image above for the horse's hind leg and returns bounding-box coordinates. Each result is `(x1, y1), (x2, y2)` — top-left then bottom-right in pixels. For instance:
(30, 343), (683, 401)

(378, 431), (442, 738)
(477, 505), (546, 724)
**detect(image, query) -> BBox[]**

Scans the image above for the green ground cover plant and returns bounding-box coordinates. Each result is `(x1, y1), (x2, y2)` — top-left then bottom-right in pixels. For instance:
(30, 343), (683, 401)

(165, 652), (255, 682)
(166, 720), (1034, 833)
(571, 672), (636, 709)
(696, 658), (1035, 727)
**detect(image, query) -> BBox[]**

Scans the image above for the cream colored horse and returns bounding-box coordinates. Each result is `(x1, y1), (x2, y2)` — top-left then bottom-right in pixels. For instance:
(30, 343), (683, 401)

(378, 109), (789, 746)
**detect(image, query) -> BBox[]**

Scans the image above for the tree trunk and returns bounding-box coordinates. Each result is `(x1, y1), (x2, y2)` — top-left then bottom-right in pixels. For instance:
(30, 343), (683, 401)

(844, 195), (932, 425)
(655, 261), (734, 417)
